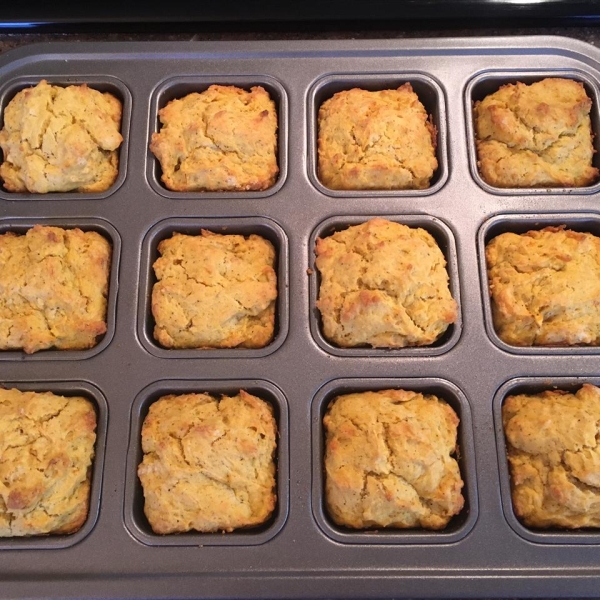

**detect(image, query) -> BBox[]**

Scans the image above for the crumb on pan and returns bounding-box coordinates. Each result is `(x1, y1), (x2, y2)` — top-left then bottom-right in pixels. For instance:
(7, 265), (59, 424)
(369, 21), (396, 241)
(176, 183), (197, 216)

(474, 78), (599, 188)
(324, 389), (464, 530)
(317, 83), (438, 190)
(314, 218), (457, 348)
(0, 388), (97, 537)
(151, 229), (277, 349)
(0, 79), (123, 193)
(137, 390), (277, 534)
(0, 225), (111, 354)
(503, 384), (600, 529)
(486, 225), (600, 346)
(149, 85), (279, 192)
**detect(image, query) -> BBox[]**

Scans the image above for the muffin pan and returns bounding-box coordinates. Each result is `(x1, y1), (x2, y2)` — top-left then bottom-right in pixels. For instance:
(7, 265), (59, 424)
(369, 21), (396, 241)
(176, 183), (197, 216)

(1, 36), (600, 599)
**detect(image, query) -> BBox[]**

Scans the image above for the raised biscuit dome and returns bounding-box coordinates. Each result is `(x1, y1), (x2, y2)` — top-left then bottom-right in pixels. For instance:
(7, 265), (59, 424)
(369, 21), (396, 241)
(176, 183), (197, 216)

(324, 389), (464, 530)
(0, 80), (123, 193)
(318, 83), (438, 190)
(503, 384), (600, 529)
(315, 218), (457, 348)
(474, 78), (599, 188)
(149, 85), (278, 192)
(486, 226), (600, 346)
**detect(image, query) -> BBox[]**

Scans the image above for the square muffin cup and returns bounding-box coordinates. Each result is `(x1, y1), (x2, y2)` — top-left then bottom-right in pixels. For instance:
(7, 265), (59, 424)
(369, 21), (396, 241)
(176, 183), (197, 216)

(465, 69), (600, 196)
(146, 75), (288, 199)
(494, 376), (600, 545)
(307, 72), (449, 197)
(137, 216), (289, 359)
(308, 214), (462, 357)
(124, 379), (289, 546)
(478, 212), (600, 355)
(0, 217), (120, 361)
(311, 377), (478, 544)
(0, 379), (107, 550)
(0, 75), (131, 201)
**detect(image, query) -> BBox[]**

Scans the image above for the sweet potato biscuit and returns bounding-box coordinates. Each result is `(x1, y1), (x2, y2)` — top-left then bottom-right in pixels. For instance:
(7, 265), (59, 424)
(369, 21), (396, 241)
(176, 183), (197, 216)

(486, 226), (600, 346)
(0, 79), (123, 193)
(317, 84), (438, 190)
(0, 388), (97, 537)
(315, 218), (457, 348)
(324, 389), (464, 530)
(149, 85), (279, 192)
(138, 391), (277, 534)
(151, 230), (277, 349)
(503, 384), (600, 529)
(0, 225), (111, 354)
(474, 78), (599, 188)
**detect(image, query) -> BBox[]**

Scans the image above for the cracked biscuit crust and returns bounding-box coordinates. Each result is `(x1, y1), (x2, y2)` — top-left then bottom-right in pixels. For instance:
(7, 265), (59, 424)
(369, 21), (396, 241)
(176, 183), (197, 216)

(149, 85), (279, 192)
(474, 78), (599, 188)
(486, 226), (600, 346)
(0, 388), (97, 537)
(138, 391), (277, 534)
(0, 225), (111, 354)
(324, 389), (464, 530)
(151, 230), (277, 349)
(315, 218), (457, 348)
(0, 80), (123, 194)
(317, 84), (438, 190)
(503, 384), (600, 529)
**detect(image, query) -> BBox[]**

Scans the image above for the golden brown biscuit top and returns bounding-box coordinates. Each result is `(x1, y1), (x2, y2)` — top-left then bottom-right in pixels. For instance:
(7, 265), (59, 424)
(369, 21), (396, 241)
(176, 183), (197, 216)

(474, 78), (599, 188)
(149, 85), (278, 192)
(315, 218), (457, 348)
(0, 388), (97, 537)
(503, 384), (600, 528)
(138, 391), (277, 534)
(324, 389), (464, 530)
(151, 229), (277, 349)
(486, 226), (600, 346)
(317, 84), (438, 190)
(0, 80), (123, 193)
(476, 78), (591, 152)
(0, 225), (112, 354)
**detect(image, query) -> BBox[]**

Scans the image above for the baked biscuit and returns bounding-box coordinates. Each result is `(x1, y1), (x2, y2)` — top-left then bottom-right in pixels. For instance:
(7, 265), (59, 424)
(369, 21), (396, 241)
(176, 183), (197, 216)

(150, 85), (279, 192)
(317, 84), (438, 190)
(474, 78), (599, 188)
(503, 384), (600, 529)
(315, 218), (457, 348)
(324, 389), (464, 530)
(486, 226), (600, 346)
(138, 391), (277, 534)
(0, 225), (111, 354)
(0, 388), (97, 537)
(0, 80), (123, 193)
(151, 230), (277, 349)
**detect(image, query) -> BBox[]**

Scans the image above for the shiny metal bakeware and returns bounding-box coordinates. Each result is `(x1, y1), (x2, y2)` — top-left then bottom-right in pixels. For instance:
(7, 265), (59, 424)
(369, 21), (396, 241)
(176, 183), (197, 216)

(1, 36), (600, 599)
